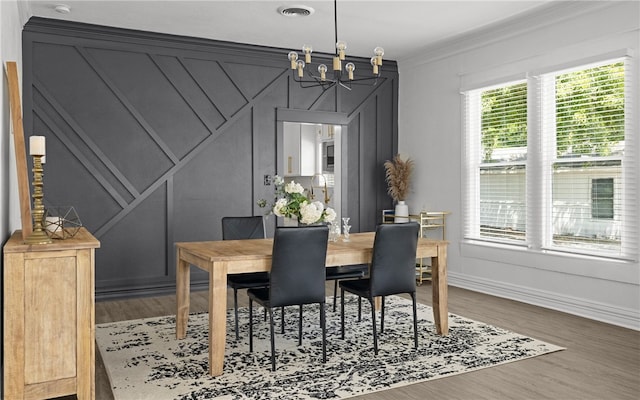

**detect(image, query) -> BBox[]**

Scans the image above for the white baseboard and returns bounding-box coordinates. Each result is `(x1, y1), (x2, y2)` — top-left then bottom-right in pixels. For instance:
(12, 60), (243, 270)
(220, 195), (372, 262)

(448, 272), (640, 331)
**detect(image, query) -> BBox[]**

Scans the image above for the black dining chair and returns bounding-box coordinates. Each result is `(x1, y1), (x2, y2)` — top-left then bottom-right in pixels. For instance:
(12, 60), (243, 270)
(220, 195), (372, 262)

(222, 216), (270, 340)
(247, 225), (329, 371)
(340, 222), (420, 355)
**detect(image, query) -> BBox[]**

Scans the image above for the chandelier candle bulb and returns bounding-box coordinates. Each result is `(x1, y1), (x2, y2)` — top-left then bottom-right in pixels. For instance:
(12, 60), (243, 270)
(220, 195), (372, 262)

(318, 64), (327, 81)
(29, 135), (46, 156)
(346, 62), (355, 80)
(302, 45), (312, 63)
(333, 56), (341, 71)
(296, 60), (305, 78)
(288, 51), (298, 69)
(371, 57), (379, 75)
(336, 40), (347, 60)
(374, 47), (384, 66)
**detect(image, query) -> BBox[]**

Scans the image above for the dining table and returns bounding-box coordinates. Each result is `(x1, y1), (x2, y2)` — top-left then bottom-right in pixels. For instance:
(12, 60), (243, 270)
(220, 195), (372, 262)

(175, 231), (448, 376)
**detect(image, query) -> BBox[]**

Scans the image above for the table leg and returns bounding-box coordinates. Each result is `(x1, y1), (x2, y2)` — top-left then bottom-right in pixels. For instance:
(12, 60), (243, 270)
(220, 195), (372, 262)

(208, 261), (228, 376)
(431, 245), (449, 335)
(176, 251), (190, 340)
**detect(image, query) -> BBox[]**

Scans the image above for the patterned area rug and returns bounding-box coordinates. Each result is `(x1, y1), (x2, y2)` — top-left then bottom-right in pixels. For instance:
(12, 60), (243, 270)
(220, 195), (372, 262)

(96, 295), (563, 399)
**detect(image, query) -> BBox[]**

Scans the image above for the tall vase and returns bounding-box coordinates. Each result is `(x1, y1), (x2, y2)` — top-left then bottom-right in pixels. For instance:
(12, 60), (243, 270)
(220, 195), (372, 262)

(394, 200), (409, 223)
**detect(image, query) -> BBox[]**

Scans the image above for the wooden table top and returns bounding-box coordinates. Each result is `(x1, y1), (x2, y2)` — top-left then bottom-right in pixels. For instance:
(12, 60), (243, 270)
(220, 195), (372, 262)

(176, 232), (446, 264)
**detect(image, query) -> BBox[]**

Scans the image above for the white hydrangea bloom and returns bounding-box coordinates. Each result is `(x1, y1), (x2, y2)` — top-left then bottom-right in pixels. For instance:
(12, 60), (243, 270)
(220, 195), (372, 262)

(300, 201), (323, 224)
(273, 198), (288, 217)
(273, 175), (284, 186)
(285, 181), (305, 194)
(324, 207), (336, 223)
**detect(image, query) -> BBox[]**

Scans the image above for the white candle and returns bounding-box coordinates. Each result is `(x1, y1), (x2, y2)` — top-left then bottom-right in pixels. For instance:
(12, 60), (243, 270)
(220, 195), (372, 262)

(29, 136), (46, 156)
(45, 216), (61, 233)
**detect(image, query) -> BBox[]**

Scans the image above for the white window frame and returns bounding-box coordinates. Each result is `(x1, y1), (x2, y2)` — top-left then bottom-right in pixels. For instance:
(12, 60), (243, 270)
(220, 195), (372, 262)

(463, 55), (636, 262)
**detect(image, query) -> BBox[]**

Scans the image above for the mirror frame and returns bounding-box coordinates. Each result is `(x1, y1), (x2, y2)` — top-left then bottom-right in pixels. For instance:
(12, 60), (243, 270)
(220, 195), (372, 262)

(276, 108), (349, 221)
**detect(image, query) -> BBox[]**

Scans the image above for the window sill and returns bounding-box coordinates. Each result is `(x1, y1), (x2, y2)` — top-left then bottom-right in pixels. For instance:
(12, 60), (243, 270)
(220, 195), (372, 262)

(459, 239), (639, 285)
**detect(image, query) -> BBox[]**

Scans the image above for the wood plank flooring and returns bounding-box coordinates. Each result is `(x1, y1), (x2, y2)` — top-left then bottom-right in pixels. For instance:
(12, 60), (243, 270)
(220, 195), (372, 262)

(83, 284), (639, 400)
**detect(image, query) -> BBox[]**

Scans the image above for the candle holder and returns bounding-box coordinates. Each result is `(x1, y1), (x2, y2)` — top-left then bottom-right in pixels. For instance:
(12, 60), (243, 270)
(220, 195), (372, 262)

(24, 155), (52, 245)
(44, 206), (82, 240)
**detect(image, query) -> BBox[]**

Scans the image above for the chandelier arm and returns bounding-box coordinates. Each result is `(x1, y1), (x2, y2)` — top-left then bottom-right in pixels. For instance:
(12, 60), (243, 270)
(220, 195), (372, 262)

(291, 70), (337, 84)
(291, 71), (338, 90)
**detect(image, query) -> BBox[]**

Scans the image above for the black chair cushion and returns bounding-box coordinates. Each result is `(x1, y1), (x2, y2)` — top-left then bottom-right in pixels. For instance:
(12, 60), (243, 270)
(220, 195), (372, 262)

(247, 287), (270, 305)
(339, 278), (370, 297)
(326, 265), (367, 280)
(227, 272), (270, 289)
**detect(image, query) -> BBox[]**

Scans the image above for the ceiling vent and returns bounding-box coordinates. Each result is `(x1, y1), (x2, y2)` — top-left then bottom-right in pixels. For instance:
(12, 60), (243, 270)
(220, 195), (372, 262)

(278, 5), (315, 17)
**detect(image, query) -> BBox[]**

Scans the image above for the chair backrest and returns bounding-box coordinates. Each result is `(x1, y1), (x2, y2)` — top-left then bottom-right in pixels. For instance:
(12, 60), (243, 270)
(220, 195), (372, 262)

(269, 225), (329, 308)
(221, 216), (265, 240)
(370, 222), (420, 297)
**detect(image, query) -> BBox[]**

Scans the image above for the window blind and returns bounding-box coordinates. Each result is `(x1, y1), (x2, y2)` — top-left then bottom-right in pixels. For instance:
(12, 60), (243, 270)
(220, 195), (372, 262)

(539, 59), (635, 259)
(464, 80), (528, 244)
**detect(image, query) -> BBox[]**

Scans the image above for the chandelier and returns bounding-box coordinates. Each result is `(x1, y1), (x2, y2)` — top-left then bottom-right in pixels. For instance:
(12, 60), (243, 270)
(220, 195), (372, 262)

(285, 0), (384, 91)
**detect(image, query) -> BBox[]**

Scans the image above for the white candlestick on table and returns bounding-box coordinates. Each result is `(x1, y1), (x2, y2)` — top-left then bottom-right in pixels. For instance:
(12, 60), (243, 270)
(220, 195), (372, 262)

(29, 136), (46, 156)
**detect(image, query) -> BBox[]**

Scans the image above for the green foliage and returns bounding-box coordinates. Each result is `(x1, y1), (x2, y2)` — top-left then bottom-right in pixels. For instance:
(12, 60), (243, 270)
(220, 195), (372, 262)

(555, 62), (624, 157)
(481, 82), (527, 161)
(480, 62), (625, 159)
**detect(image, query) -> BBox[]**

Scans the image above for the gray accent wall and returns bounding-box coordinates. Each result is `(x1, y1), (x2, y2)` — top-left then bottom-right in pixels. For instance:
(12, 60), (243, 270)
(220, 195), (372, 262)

(21, 18), (398, 299)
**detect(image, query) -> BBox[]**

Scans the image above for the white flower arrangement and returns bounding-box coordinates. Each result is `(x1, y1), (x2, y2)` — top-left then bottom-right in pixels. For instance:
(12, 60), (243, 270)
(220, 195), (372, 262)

(261, 175), (336, 225)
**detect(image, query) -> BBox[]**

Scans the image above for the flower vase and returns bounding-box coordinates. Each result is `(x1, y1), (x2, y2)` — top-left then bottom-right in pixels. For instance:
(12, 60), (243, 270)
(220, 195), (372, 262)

(283, 217), (298, 227)
(394, 201), (409, 223)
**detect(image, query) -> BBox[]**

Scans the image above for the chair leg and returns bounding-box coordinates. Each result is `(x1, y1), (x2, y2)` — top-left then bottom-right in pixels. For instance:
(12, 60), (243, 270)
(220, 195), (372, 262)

(370, 298), (378, 355)
(381, 296), (385, 334)
(249, 298), (254, 352)
(320, 302), (326, 363)
(340, 288), (345, 340)
(357, 296), (362, 322)
(233, 288), (240, 340)
(333, 280), (338, 312)
(411, 292), (418, 349)
(281, 306), (285, 334)
(298, 305), (303, 346)
(268, 307), (276, 371)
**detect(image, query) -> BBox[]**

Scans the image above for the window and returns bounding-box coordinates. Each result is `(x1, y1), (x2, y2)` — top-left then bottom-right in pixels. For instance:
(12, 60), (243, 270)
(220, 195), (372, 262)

(591, 178), (614, 219)
(464, 58), (634, 260)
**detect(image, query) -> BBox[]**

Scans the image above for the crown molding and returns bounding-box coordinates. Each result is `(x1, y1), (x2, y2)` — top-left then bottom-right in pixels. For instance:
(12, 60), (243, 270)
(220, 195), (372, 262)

(398, 1), (624, 70)
(23, 17), (399, 72)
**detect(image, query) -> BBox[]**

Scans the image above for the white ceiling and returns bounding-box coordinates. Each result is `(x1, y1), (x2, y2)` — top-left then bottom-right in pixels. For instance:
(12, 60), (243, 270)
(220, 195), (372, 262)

(24, 0), (555, 61)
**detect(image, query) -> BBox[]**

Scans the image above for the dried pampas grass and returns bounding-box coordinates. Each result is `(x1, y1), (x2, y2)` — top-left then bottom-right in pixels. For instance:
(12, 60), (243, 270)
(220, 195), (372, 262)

(384, 154), (414, 202)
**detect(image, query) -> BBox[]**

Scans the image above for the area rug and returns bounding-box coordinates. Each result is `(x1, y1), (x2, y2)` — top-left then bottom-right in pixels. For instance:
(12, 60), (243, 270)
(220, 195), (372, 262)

(96, 295), (563, 399)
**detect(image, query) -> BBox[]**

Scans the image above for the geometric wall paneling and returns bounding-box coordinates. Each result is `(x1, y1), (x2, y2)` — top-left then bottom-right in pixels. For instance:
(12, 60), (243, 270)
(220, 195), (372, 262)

(153, 55), (227, 134)
(222, 61), (287, 103)
(96, 183), (168, 288)
(180, 57), (249, 120)
(23, 17), (399, 299)
(85, 47), (214, 161)
(172, 112), (253, 244)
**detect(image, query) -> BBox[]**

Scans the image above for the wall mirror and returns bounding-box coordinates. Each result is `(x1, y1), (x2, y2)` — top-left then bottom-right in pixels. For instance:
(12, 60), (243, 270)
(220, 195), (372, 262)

(276, 109), (348, 226)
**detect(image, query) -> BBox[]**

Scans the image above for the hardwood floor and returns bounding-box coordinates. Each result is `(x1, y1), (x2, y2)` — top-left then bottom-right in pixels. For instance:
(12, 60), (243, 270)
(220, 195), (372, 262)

(86, 284), (639, 400)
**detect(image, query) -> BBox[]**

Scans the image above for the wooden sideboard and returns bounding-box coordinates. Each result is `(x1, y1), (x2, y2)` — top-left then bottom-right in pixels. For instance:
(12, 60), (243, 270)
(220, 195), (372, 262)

(3, 228), (100, 400)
